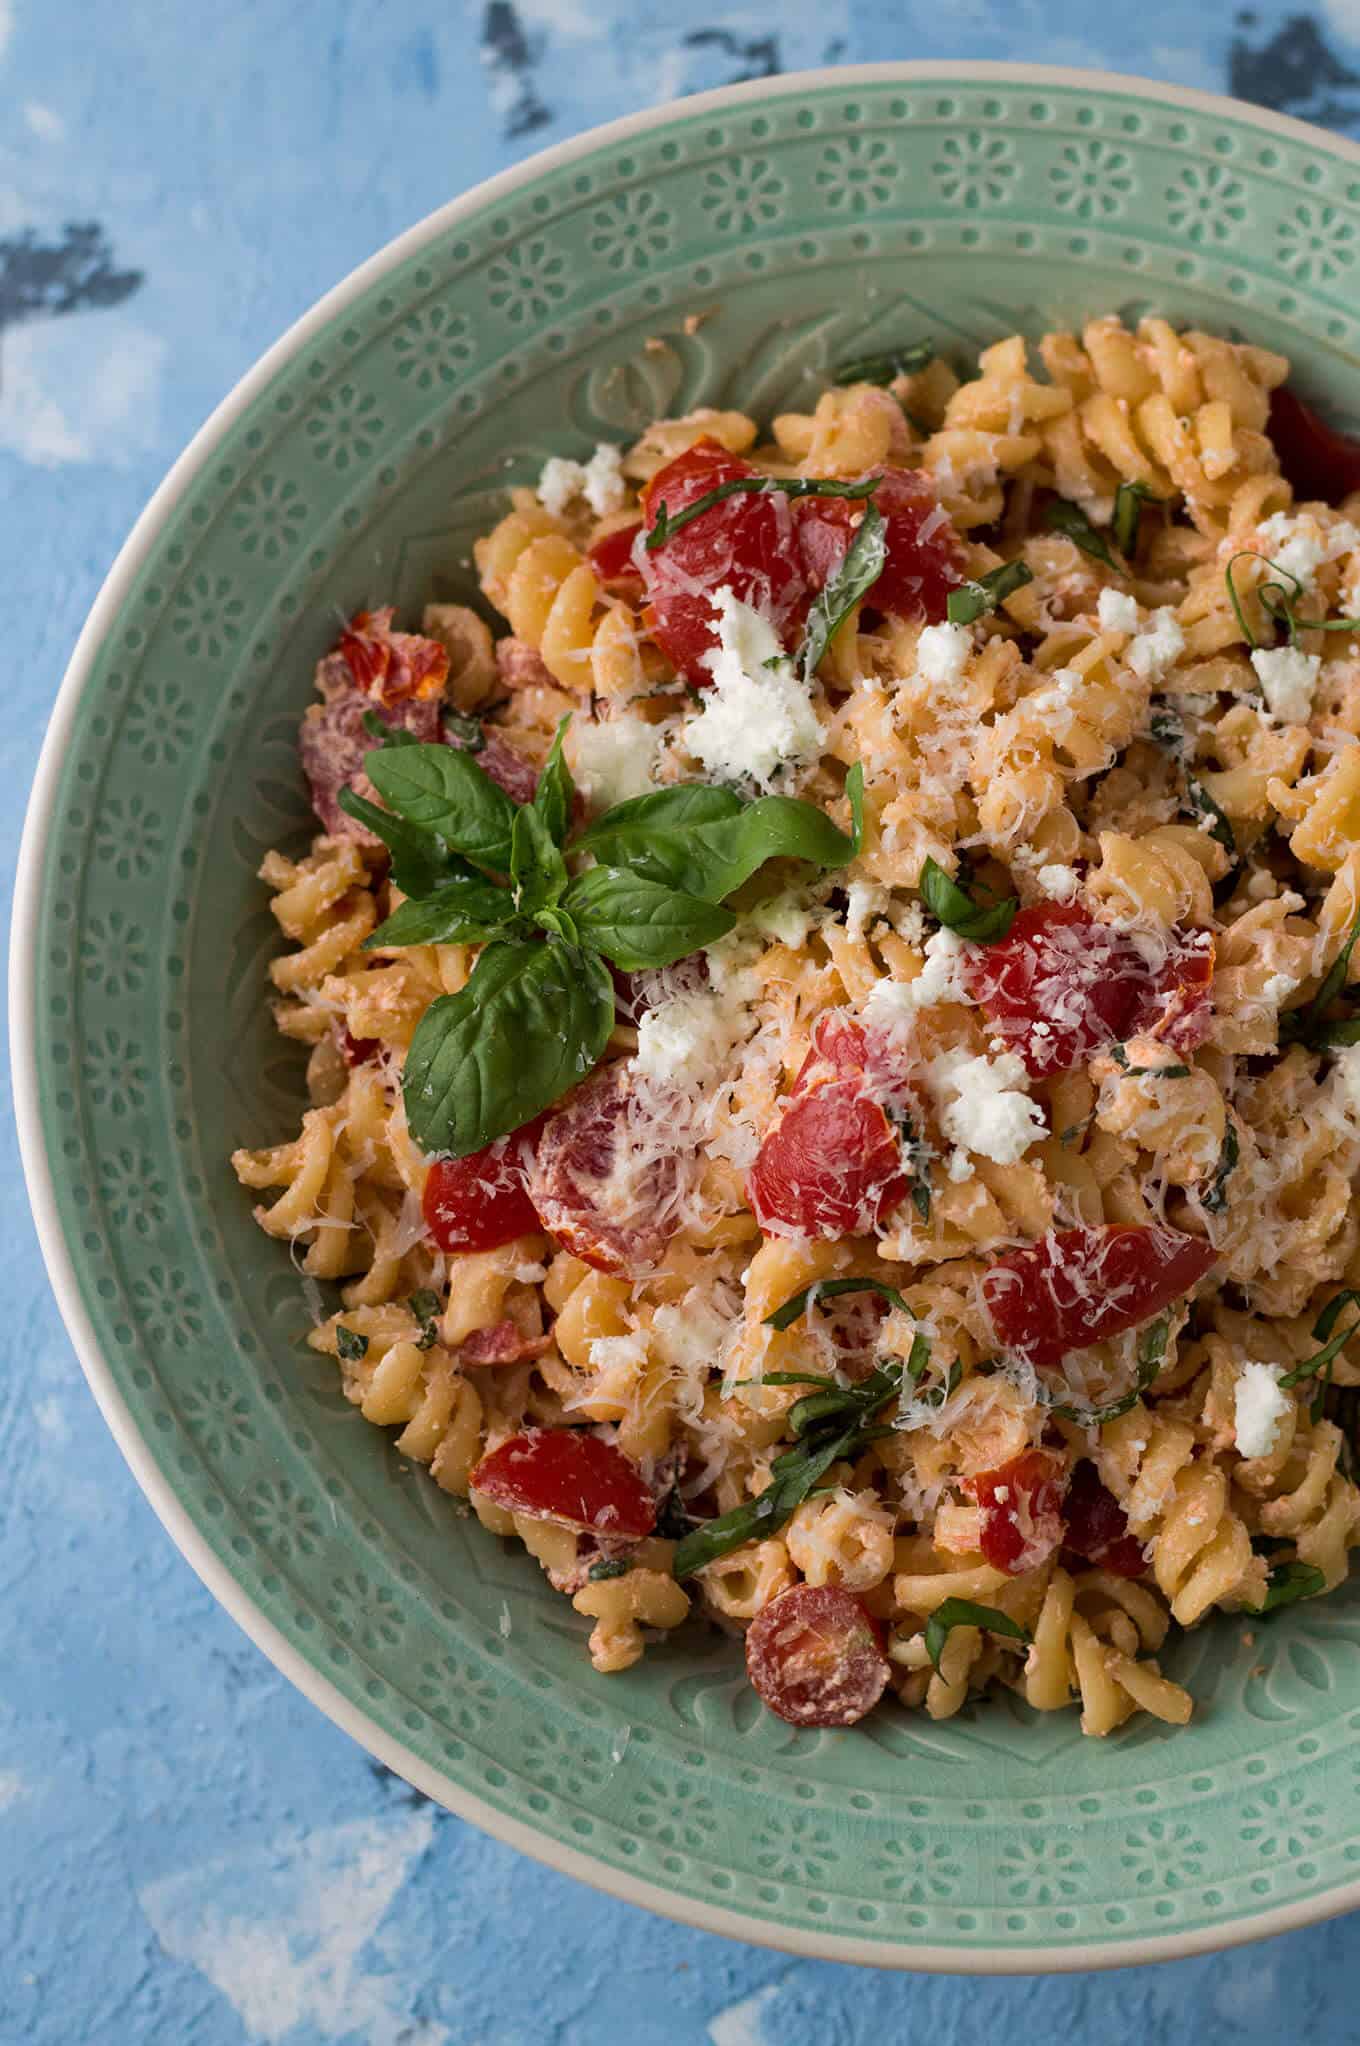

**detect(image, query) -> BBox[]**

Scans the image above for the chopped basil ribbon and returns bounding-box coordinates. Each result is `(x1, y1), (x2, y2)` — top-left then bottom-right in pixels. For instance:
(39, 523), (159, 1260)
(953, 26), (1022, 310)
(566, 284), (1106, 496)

(799, 503), (886, 679)
(1225, 549), (1360, 651)
(1282, 908), (1360, 1051)
(1044, 497), (1120, 570)
(347, 718), (866, 1156)
(361, 710), (420, 749)
(1112, 480), (1166, 559)
(1109, 1043), (1191, 1080)
(644, 475), (878, 552)
(1280, 1290), (1360, 1421)
(1201, 1121), (1239, 1216)
(920, 855), (1019, 943)
(924, 1598), (1030, 1672)
(945, 559), (1034, 625)
(336, 1325), (369, 1362)
(1260, 1560), (1327, 1613)
(442, 709), (486, 752)
(408, 1288), (441, 1350)
(831, 340), (934, 387)
(763, 1275), (912, 1332)
(586, 1558), (633, 1582)
(1040, 1316), (1170, 1427)
(1187, 777), (1237, 860)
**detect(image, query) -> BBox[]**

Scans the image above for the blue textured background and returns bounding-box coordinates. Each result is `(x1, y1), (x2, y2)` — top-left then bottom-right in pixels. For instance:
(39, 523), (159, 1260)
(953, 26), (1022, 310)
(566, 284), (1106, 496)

(8, 5), (1360, 2041)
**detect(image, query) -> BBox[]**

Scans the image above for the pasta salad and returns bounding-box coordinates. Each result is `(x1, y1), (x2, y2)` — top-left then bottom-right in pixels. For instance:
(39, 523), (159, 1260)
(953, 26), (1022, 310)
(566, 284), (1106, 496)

(234, 315), (1360, 1736)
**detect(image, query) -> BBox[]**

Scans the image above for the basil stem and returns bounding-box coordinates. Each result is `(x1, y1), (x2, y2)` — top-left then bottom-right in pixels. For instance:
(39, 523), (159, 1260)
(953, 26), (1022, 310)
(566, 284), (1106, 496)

(832, 341), (934, 387)
(924, 1598), (1029, 1672)
(645, 475), (878, 552)
(799, 503), (886, 679)
(919, 855), (1018, 944)
(1044, 498), (1120, 570)
(945, 560), (1034, 626)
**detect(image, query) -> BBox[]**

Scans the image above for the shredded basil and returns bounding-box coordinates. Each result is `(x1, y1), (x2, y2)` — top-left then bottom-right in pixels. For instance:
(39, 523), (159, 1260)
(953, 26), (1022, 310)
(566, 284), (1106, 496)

(919, 855), (1018, 943)
(1225, 551), (1307, 651)
(831, 341), (934, 387)
(336, 1325), (369, 1362)
(1201, 1121), (1239, 1216)
(1109, 1043), (1191, 1080)
(1112, 480), (1166, 559)
(1044, 497), (1120, 570)
(799, 504), (886, 679)
(1186, 777), (1237, 860)
(408, 1288), (441, 1350)
(586, 1558), (633, 1582)
(764, 1276), (912, 1333)
(1280, 1290), (1360, 1422)
(361, 710), (420, 749)
(1282, 908), (1360, 1051)
(945, 559), (1034, 626)
(644, 475), (878, 552)
(1260, 1560), (1327, 1613)
(924, 1598), (1029, 1672)
(1040, 1315), (1170, 1427)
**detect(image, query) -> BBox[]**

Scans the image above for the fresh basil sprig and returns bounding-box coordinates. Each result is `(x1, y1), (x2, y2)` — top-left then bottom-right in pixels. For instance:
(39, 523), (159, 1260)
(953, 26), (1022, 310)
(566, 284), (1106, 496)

(1260, 1560), (1327, 1613)
(946, 560), (1034, 626)
(920, 855), (1019, 943)
(1112, 481), (1166, 559)
(924, 1598), (1029, 1672)
(1201, 1121), (1239, 1216)
(1044, 497), (1120, 570)
(832, 340), (934, 387)
(645, 476), (878, 552)
(799, 504), (886, 679)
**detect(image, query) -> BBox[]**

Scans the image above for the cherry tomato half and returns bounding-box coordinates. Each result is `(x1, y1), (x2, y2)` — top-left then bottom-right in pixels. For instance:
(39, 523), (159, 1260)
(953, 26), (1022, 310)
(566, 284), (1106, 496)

(1060, 1459), (1147, 1579)
(745, 1584), (890, 1727)
(422, 1114), (547, 1254)
(981, 1223), (1218, 1367)
(747, 1013), (909, 1239)
(528, 1065), (679, 1277)
(968, 1449), (1069, 1575)
(470, 1428), (656, 1537)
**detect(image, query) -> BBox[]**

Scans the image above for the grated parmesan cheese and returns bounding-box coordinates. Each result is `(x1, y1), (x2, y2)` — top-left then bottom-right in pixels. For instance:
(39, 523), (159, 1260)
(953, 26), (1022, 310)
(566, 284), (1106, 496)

(1251, 645), (1320, 725)
(683, 587), (822, 789)
(1036, 862), (1080, 903)
(1233, 1361), (1291, 1459)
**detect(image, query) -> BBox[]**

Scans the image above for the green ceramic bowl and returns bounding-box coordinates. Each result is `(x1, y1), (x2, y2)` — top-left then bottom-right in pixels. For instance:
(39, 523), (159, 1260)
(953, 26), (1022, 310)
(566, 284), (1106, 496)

(16, 63), (1360, 1971)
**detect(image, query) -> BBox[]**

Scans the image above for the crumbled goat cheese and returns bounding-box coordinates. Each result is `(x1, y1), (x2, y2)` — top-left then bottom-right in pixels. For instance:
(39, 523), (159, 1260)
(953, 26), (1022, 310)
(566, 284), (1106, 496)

(927, 1047), (1047, 1178)
(746, 892), (816, 949)
(1097, 588), (1140, 634)
(632, 983), (752, 1090)
(1334, 1041), (1360, 1119)
(570, 713), (661, 809)
(1255, 510), (1360, 591)
(1234, 1361), (1291, 1459)
(1251, 645), (1320, 725)
(1037, 862), (1080, 902)
(683, 588), (822, 789)
(1126, 607), (1185, 682)
(1261, 971), (1300, 1005)
(910, 927), (976, 1008)
(915, 621), (972, 686)
(536, 441), (627, 518)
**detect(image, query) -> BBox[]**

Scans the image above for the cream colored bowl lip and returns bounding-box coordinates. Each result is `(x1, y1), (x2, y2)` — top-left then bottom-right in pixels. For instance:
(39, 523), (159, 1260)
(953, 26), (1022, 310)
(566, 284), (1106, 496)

(13, 61), (1360, 1973)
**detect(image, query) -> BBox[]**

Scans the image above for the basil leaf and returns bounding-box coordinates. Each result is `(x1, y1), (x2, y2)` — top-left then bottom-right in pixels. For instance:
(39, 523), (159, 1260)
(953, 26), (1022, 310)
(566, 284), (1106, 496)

(945, 560), (1034, 626)
(336, 1326), (368, 1362)
(924, 1598), (1029, 1672)
(919, 856), (1018, 943)
(764, 1275), (912, 1333)
(365, 878), (517, 950)
(403, 939), (614, 1156)
(1201, 1120), (1239, 1216)
(1317, 1017), (1360, 1047)
(581, 775), (862, 904)
(534, 906), (581, 946)
(1186, 777), (1236, 859)
(1040, 1314), (1169, 1426)
(1284, 909), (1360, 1049)
(1044, 498), (1119, 570)
(672, 1421), (863, 1578)
(532, 715), (575, 848)
(799, 504), (886, 679)
(366, 742), (520, 874)
(561, 867), (735, 970)
(408, 1288), (441, 1350)
(586, 1558), (633, 1582)
(510, 802), (567, 915)
(1112, 481), (1166, 559)
(578, 784), (745, 851)
(361, 710), (419, 749)
(832, 341), (934, 386)
(336, 787), (477, 900)
(645, 476), (878, 552)
(1260, 1560), (1327, 1613)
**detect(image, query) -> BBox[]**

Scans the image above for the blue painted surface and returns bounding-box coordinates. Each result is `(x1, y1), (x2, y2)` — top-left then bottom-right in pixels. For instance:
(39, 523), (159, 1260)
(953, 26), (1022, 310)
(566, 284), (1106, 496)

(6, 3), (1360, 2040)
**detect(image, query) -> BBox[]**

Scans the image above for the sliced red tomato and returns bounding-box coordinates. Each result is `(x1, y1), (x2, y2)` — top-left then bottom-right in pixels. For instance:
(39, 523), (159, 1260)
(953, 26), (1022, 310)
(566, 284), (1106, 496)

(966, 904), (1215, 1077)
(982, 1224), (1217, 1367)
(422, 1114), (547, 1254)
(967, 1449), (1069, 1575)
(745, 1584), (890, 1727)
(747, 1012), (909, 1239)
(339, 606), (450, 704)
(470, 1428), (656, 1537)
(1268, 385), (1360, 503)
(859, 466), (966, 622)
(528, 1065), (679, 1277)
(640, 440), (810, 684)
(587, 522), (645, 591)
(1060, 1459), (1147, 1579)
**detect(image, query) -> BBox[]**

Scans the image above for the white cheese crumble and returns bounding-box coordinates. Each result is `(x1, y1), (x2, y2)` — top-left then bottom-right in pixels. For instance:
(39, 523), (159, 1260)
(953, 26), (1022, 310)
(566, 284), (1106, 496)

(1251, 645), (1321, 726)
(926, 1047), (1047, 1179)
(1036, 862), (1081, 903)
(1261, 970), (1300, 1005)
(1233, 1361), (1291, 1460)
(1097, 588), (1140, 634)
(1126, 607), (1185, 683)
(915, 621), (972, 686)
(910, 927), (977, 1008)
(569, 714), (661, 809)
(683, 587), (822, 789)
(536, 441), (627, 518)
(745, 891), (816, 949)
(632, 989), (741, 1091)
(1334, 1041), (1360, 1119)
(1254, 510), (1360, 591)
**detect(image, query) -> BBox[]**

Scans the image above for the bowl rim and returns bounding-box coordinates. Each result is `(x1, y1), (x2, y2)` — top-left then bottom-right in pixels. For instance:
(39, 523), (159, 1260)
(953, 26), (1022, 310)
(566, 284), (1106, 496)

(14, 59), (1360, 1973)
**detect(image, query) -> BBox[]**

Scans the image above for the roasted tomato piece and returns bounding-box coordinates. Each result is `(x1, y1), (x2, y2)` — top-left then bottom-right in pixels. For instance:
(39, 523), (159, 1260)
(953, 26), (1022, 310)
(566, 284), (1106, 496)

(861, 466), (966, 622)
(422, 1114), (547, 1254)
(339, 606), (450, 704)
(528, 1065), (679, 1277)
(968, 1449), (1069, 1575)
(964, 903), (1147, 1078)
(1268, 384), (1360, 503)
(1060, 1459), (1147, 1578)
(747, 1012), (909, 1239)
(982, 1224), (1218, 1367)
(459, 1321), (554, 1367)
(587, 521), (645, 591)
(1130, 929), (1215, 1053)
(470, 1428), (656, 1537)
(340, 1027), (381, 1066)
(300, 682), (443, 838)
(745, 1584), (890, 1727)
(640, 439), (810, 684)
